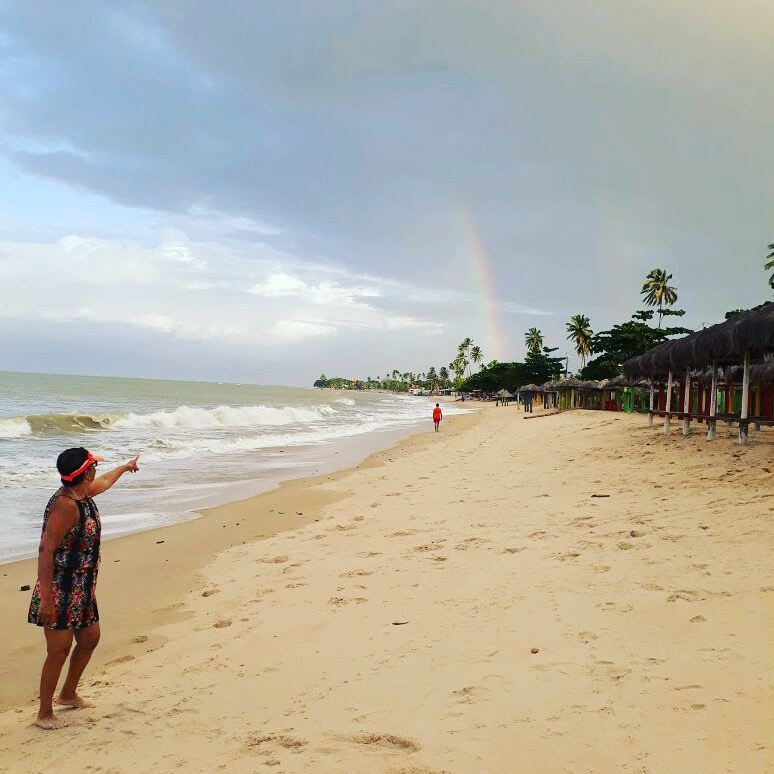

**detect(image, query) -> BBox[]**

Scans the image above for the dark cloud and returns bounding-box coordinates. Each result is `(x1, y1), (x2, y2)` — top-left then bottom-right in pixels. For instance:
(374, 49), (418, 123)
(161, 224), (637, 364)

(0, 0), (772, 377)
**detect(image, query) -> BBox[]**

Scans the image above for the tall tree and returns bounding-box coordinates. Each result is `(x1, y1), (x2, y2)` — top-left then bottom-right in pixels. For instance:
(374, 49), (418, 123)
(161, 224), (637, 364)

(457, 337), (473, 376)
(470, 345), (484, 370)
(451, 356), (466, 381)
(524, 328), (543, 354)
(439, 366), (449, 386)
(565, 314), (593, 369)
(641, 268), (678, 328)
(766, 242), (774, 290)
(581, 316), (692, 380)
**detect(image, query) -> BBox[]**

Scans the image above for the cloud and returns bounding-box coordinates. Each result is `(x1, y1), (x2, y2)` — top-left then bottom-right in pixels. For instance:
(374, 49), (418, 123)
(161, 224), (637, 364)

(0, 1), (771, 378)
(270, 320), (336, 342)
(0, 229), (458, 355)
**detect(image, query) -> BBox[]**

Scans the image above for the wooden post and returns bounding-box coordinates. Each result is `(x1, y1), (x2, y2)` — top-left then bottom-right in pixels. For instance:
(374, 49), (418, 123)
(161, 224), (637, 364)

(754, 383), (761, 431)
(664, 369), (673, 435)
(682, 370), (691, 435)
(648, 379), (654, 428)
(739, 351), (750, 443)
(707, 361), (718, 440)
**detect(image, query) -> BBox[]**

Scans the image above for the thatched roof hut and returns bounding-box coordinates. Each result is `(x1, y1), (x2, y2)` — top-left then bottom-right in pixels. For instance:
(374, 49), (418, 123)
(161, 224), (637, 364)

(551, 377), (583, 389)
(624, 302), (774, 378)
(621, 303), (773, 441)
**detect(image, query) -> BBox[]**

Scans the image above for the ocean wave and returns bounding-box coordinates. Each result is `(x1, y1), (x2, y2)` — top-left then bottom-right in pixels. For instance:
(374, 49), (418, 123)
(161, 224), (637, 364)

(0, 403), (340, 437)
(0, 413), (117, 437)
(112, 403), (338, 430)
(0, 418), (33, 439)
(334, 398), (355, 406)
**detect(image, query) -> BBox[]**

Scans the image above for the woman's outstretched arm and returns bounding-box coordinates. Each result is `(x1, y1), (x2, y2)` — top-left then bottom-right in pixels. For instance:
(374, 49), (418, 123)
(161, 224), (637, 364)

(87, 457), (140, 497)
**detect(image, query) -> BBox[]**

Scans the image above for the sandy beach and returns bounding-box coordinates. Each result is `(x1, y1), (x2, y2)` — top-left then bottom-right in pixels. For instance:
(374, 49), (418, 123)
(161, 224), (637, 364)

(0, 405), (771, 773)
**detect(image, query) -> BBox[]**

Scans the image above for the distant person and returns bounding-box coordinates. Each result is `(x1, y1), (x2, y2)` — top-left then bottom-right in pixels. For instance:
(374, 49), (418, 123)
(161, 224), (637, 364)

(523, 391), (533, 414)
(28, 448), (139, 729)
(432, 403), (443, 432)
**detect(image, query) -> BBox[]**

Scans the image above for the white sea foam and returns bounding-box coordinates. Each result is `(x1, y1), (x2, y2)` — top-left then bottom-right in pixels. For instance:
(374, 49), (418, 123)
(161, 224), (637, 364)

(334, 398), (355, 406)
(0, 419), (32, 439)
(112, 403), (338, 430)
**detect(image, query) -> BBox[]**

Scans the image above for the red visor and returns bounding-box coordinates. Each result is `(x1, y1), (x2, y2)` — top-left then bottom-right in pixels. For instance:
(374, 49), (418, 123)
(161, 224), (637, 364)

(60, 452), (104, 482)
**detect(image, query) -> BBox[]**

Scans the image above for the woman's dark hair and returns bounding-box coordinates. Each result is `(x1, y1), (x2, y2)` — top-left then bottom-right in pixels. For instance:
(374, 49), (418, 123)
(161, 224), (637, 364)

(57, 447), (90, 488)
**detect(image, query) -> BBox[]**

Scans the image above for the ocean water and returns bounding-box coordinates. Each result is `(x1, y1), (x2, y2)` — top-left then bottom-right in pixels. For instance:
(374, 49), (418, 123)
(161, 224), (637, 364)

(0, 371), (461, 563)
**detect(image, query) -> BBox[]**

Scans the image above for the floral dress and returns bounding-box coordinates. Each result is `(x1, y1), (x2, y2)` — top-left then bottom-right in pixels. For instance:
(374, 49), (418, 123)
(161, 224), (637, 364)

(28, 490), (101, 630)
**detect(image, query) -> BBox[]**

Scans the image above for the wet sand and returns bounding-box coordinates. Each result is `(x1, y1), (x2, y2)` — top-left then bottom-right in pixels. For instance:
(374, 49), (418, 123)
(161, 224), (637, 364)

(0, 406), (771, 773)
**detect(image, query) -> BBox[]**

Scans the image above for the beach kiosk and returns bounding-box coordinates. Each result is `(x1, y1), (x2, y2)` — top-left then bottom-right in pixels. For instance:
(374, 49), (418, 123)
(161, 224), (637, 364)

(623, 302), (774, 442)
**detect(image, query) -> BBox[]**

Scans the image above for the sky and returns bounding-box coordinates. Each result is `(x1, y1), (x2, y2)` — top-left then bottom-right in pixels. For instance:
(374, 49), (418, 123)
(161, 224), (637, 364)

(0, 1), (772, 385)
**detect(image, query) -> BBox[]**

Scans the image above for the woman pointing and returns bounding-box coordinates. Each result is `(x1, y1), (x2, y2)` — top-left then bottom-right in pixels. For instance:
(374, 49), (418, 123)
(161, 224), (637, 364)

(28, 448), (139, 729)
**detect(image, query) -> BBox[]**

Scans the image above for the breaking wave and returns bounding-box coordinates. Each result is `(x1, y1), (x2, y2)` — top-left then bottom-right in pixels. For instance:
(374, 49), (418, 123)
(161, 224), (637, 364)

(0, 418), (33, 439)
(113, 404), (338, 430)
(0, 404), (340, 438)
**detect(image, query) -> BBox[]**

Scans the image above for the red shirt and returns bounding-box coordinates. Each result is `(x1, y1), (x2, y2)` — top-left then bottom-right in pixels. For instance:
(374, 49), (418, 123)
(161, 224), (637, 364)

(433, 407), (442, 422)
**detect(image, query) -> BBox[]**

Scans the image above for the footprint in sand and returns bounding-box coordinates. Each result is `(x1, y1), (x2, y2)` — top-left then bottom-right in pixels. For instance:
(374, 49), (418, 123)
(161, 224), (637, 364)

(454, 537), (487, 550)
(554, 551), (581, 561)
(107, 654), (135, 665)
(201, 588), (220, 597)
(502, 547), (525, 554)
(328, 597), (368, 606)
(451, 685), (488, 704)
(261, 556), (289, 564)
(347, 733), (420, 752)
(667, 590), (702, 603)
(213, 619), (232, 628)
(596, 601), (633, 613)
(131, 635), (148, 644)
(413, 542), (444, 553)
(246, 733), (308, 764)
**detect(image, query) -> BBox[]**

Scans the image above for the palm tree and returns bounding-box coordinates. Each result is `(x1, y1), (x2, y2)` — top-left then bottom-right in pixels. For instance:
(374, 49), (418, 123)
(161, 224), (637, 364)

(470, 345), (484, 370)
(439, 366), (449, 386)
(641, 268), (678, 328)
(458, 337), (472, 356)
(525, 328), (543, 354)
(766, 243), (774, 290)
(565, 314), (593, 369)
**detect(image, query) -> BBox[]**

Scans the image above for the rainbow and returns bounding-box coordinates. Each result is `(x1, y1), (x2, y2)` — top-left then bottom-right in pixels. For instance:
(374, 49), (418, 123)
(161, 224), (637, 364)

(460, 210), (507, 361)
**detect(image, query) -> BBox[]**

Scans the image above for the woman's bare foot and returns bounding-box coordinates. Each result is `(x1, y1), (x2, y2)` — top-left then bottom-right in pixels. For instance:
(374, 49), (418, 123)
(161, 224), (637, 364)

(34, 714), (67, 730)
(56, 694), (92, 709)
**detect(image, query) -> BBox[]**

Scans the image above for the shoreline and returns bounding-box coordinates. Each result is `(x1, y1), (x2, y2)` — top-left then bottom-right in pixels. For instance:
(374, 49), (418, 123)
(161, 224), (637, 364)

(0, 406), (479, 712)
(0, 415), (445, 566)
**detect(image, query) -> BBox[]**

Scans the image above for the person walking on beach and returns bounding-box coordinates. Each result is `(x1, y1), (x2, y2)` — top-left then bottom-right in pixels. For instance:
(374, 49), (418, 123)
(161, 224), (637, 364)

(433, 403), (443, 432)
(27, 448), (139, 729)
